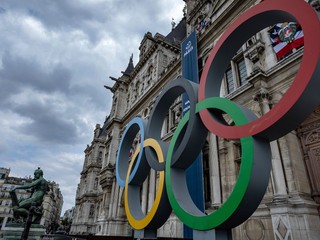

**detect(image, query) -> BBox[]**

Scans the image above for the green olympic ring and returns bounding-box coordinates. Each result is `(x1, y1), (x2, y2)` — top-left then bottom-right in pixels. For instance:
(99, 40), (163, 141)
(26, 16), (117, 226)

(165, 97), (271, 230)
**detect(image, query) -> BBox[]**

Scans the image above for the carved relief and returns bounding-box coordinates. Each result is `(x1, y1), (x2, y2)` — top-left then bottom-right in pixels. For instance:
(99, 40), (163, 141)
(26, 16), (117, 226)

(104, 167), (115, 188)
(298, 110), (320, 204)
(308, 147), (320, 202)
(272, 216), (292, 240)
(306, 130), (320, 145)
(244, 219), (264, 240)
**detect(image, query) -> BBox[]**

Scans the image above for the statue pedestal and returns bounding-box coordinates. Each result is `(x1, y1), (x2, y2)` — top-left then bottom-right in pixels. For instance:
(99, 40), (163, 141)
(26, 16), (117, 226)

(2, 223), (46, 240)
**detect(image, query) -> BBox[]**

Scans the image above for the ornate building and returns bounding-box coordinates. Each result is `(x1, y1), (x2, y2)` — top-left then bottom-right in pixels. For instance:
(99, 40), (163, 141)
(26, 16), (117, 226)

(0, 167), (63, 237)
(71, 0), (320, 239)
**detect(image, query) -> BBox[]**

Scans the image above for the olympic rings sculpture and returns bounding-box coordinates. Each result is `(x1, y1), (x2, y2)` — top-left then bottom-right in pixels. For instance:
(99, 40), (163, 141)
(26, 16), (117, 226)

(116, 0), (320, 233)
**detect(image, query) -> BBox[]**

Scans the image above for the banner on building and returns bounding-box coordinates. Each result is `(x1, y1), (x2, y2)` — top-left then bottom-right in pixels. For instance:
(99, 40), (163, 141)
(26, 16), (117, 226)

(181, 30), (205, 239)
(269, 22), (304, 59)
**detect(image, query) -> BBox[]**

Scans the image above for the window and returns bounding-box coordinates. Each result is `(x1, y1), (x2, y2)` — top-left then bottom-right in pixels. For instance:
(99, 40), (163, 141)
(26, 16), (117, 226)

(237, 58), (247, 86)
(171, 110), (176, 127)
(223, 56), (248, 95)
(165, 114), (170, 134)
(94, 178), (98, 190)
(225, 68), (235, 94)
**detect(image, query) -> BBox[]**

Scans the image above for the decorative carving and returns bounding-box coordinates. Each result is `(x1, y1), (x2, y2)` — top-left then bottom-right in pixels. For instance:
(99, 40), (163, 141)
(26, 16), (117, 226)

(299, 115), (320, 205)
(277, 220), (288, 239)
(105, 168), (115, 188)
(244, 39), (265, 64)
(299, 121), (320, 133)
(244, 219), (264, 240)
(273, 216), (292, 240)
(305, 130), (320, 145)
(313, 148), (320, 157)
(253, 88), (272, 104)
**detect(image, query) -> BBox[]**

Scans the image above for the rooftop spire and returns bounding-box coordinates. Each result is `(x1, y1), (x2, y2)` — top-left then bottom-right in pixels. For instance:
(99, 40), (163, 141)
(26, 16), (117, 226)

(122, 54), (134, 76)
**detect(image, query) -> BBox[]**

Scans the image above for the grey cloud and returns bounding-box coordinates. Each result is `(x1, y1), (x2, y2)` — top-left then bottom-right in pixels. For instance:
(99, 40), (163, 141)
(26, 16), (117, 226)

(0, 52), (106, 145)
(0, 0), (178, 44)
(13, 99), (79, 144)
(0, 0), (108, 43)
(0, 53), (72, 98)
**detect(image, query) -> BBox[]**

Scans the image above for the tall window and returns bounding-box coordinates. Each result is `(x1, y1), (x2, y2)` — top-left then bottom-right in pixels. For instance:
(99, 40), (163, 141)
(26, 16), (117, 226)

(164, 114), (170, 135)
(237, 58), (247, 86)
(223, 56), (248, 95)
(225, 68), (235, 94)
(93, 178), (98, 190)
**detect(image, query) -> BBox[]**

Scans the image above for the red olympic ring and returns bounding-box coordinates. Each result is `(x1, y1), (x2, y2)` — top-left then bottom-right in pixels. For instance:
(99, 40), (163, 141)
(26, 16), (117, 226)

(199, 0), (320, 141)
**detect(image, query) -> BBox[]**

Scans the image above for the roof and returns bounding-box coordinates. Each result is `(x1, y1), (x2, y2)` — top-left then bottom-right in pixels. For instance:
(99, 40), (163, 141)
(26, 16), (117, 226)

(122, 54), (134, 76)
(165, 17), (187, 44)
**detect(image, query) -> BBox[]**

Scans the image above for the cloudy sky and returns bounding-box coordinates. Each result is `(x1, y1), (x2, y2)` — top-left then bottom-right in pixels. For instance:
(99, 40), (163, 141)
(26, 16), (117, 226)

(0, 0), (185, 214)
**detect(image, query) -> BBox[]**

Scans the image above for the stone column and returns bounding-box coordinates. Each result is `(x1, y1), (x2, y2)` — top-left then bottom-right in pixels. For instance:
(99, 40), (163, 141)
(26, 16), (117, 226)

(208, 133), (221, 207)
(253, 90), (287, 199)
(108, 182), (116, 219)
(141, 176), (149, 214)
(112, 185), (120, 219)
(148, 169), (156, 212)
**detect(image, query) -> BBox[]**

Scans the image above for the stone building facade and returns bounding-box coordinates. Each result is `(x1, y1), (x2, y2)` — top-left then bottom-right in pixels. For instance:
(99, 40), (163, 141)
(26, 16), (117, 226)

(42, 181), (64, 233)
(0, 167), (63, 236)
(70, 0), (320, 239)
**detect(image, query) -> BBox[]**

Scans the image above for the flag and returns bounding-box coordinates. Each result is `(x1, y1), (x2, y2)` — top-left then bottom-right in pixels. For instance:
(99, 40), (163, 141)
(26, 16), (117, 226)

(196, 19), (207, 33)
(269, 22), (304, 59)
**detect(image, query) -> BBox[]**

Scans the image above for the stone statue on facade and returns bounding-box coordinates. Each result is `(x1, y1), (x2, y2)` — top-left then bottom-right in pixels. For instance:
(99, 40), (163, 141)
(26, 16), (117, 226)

(9, 167), (49, 224)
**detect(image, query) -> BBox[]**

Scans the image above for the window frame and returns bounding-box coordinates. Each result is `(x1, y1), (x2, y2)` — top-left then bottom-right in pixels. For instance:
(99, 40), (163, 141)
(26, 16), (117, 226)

(223, 50), (248, 95)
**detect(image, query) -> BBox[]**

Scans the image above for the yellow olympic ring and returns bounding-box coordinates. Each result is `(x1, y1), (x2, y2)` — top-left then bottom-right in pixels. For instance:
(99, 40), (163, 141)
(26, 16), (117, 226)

(124, 138), (166, 230)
